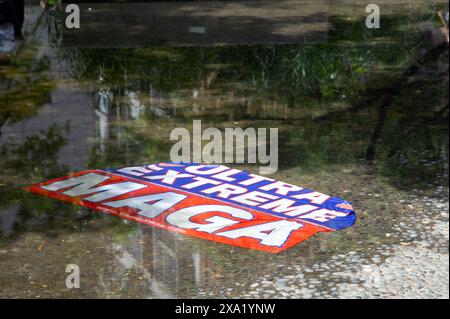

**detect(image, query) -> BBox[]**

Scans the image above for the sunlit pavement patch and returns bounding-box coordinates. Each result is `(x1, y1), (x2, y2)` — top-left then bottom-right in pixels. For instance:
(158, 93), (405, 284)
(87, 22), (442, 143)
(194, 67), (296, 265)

(25, 163), (355, 253)
(236, 187), (449, 299)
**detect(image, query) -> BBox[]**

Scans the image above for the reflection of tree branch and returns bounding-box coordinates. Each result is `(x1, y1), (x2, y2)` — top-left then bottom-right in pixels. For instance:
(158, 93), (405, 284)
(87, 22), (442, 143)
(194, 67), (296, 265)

(296, 41), (448, 164)
(366, 97), (389, 161)
(0, 113), (9, 138)
(365, 42), (448, 162)
(436, 103), (449, 116)
(313, 43), (449, 122)
(0, 115), (6, 128)
(0, 79), (13, 138)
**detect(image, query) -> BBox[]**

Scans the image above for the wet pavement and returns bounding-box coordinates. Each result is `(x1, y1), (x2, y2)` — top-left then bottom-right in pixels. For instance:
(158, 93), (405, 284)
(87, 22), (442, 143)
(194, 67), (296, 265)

(0, 1), (448, 298)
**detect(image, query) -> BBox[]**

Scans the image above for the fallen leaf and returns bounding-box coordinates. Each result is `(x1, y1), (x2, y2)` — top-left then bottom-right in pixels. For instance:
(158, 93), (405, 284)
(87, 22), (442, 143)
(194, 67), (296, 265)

(38, 241), (45, 252)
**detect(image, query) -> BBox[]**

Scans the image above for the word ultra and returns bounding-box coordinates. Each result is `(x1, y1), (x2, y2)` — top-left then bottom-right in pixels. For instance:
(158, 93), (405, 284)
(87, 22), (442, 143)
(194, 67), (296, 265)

(26, 163), (356, 253)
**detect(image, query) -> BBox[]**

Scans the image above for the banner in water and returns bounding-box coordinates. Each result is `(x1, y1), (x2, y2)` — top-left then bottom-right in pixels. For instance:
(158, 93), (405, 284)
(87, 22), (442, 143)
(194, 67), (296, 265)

(25, 163), (356, 253)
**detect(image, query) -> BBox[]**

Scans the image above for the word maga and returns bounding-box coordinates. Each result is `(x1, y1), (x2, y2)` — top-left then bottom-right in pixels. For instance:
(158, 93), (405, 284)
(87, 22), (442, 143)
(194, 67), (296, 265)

(26, 163), (356, 253)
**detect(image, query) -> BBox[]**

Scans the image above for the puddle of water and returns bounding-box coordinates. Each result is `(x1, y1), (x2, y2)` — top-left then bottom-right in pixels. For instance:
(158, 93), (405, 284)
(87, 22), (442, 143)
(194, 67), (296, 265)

(0, 1), (448, 298)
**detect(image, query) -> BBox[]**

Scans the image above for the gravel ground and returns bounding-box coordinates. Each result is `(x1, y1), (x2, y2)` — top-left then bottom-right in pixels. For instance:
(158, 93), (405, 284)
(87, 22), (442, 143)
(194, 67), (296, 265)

(238, 186), (449, 299)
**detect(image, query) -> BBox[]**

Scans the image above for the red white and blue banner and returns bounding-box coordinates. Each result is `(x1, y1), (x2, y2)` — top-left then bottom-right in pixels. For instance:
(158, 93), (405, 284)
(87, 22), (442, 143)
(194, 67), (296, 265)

(25, 163), (356, 253)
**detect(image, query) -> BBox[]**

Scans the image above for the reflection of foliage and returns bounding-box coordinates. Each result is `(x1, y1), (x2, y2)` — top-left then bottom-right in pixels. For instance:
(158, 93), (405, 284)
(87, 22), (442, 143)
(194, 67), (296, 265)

(280, 112), (371, 169)
(0, 32), (54, 137)
(0, 125), (68, 180)
(0, 187), (77, 239)
(45, 9), (432, 105)
(280, 45), (449, 190)
(87, 118), (175, 168)
(372, 50), (449, 189)
(0, 8), (69, 239)
(0, 124), (72, 239)
(56, 43), (379, 102)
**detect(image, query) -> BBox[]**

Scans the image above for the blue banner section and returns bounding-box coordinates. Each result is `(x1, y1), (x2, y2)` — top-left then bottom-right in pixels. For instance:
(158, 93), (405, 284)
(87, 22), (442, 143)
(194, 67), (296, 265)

(104, 163), (356, 230)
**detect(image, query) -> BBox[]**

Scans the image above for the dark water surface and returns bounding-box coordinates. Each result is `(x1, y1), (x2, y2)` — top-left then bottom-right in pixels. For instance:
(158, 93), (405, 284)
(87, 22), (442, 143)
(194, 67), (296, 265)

(0, 1), (448, 298)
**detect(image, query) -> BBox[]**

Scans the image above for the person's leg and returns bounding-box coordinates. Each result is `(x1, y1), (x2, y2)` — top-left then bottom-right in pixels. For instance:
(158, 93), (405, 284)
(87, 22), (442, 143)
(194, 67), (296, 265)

(15, 0), (25, 38)
(0, 22), (16, 54)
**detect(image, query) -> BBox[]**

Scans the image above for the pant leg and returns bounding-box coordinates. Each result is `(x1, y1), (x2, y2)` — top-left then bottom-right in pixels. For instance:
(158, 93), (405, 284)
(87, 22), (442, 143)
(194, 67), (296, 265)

(14, 0), (25, 38)
(0, 23), (16, 54)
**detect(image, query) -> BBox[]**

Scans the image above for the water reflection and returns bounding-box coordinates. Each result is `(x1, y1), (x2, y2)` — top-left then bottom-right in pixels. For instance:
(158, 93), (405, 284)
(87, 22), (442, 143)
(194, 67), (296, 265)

(0, 1), (448, 298)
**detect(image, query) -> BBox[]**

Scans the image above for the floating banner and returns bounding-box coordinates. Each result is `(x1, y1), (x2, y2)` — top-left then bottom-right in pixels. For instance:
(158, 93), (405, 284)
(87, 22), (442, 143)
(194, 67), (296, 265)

(25, 163), (356, 253)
